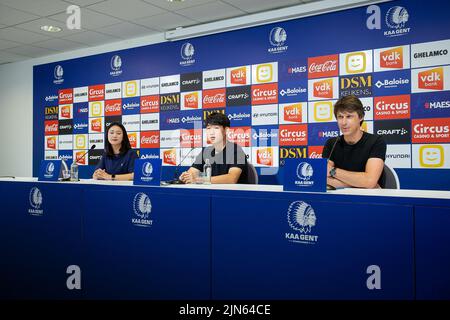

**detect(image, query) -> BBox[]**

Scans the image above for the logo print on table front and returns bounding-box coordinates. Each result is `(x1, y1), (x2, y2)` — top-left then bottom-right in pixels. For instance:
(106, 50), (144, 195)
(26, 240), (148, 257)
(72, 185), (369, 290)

(132, 192), (153, 227)
(28, 187), (44, 216)
(285, 201), (318, 244)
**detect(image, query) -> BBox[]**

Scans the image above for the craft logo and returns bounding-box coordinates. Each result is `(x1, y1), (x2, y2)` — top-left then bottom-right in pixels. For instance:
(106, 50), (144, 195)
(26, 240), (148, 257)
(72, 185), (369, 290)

(53, 65), (64, 84)
(412, 118), (450, 143)
(181, 72), (202, 91)
(256, 147), (274, 166)
(384, 6), (410, 37)
(203, 88), (226, 108)
(268, 27), (288, 54)
(286, 201), (318, 244)
(374, 95), (410, 120)
(308, 55), (338, 79)
(28, 187), (43, 216)
(230, 67), (247, 85)
(340, 74), (372, 97)
(226, 86), (251, 106)
(110, 55), (122, 76)
(420, 145), (444, 168)
(141, 131), (160, 149)
(313, 79), (333, 99)
(180, 42), (195, 66)
(163, 149), (177, 166)
(418, 67), (444, 91)
(58, 119), (73, 135)
(380, 47), (403, 68)
(374, 119), (411, 144)
(251, 83), (278, 105)
(132, 193), (153, 227)
(140, 95), (159, 113)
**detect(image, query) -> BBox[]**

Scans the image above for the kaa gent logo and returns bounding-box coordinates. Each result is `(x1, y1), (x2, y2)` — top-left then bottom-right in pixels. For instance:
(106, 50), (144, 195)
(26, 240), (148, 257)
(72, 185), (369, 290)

(268, 27), (288, 54)
(294, 162), (314, 186)
(53, 65), (64, 84)
(110, 55), (122, 76)
(45, 162), (55, 177)
(29, 187), (44, 216)
(142, 162), (153, 177)
(132, 192), (153, 227)
(180, 42), (195, 66)
(285, 201), (318, 244)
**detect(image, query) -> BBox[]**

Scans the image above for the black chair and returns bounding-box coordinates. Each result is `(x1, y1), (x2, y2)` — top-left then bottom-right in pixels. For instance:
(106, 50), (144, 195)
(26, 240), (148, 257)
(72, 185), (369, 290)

(246, 162), (258, 184)
(380, 164), (400, 189)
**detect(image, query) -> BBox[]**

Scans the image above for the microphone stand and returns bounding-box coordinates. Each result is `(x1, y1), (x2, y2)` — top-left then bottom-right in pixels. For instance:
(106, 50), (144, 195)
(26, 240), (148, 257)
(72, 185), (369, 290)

(326, 136), (340, 191)
(163, 147), (195, 185)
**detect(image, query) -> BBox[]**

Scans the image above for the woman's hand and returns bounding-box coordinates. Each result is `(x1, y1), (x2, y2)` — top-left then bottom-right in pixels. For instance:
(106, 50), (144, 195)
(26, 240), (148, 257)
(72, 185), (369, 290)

(93, 169), (112, 180)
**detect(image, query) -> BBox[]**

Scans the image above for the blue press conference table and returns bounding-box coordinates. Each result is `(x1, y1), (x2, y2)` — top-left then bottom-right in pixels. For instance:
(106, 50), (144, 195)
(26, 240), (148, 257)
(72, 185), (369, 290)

(0, 178), (449, 300)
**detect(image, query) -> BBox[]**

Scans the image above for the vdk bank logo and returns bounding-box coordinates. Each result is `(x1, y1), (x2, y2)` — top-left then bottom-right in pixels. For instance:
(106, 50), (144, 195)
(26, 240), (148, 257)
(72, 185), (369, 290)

(28, 187), (43, 216)
(53, 65), (64, 84)
(268, 27), (288, 54)
(110, 55), (122, 76)
(295, 162), (314, 186)
(132, 192), (153, 227)
(180, 42), (195, 66)
(45, 162), (55, 178)
(286, 201), (318, 244)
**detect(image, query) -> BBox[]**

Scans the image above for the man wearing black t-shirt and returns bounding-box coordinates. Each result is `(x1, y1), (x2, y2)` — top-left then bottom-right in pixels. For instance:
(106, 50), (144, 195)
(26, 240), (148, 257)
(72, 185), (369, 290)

(179, 112), (249, 184)
(323, 95), (386, 189)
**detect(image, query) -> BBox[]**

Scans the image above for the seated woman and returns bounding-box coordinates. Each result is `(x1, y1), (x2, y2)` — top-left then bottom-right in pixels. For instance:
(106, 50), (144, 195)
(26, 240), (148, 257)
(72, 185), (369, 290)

(93, 122), (138, 181)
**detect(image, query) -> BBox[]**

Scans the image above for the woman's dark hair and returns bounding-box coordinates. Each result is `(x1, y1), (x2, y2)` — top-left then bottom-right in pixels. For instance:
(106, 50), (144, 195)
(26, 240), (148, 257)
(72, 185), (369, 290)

(205, 111), (230, 128)
(334, 95), (365, 125)
(105, 122), (131, 156)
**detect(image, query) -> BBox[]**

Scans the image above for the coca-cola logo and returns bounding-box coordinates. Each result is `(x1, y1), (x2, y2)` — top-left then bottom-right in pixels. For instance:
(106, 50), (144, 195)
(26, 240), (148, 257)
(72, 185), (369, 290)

(309, 60), (337, 73)
(105, 103), (121, 112)
(203, 93), (225, 103)
(45, 124), (58, 131)
(141, 136), (158, 144)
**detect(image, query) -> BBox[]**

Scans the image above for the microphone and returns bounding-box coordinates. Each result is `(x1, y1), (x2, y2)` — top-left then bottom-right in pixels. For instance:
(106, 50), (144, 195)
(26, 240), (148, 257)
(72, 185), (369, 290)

(325, 136), (339, 191)
(163, 147), (195, 184)
(76, 144), (96, 163)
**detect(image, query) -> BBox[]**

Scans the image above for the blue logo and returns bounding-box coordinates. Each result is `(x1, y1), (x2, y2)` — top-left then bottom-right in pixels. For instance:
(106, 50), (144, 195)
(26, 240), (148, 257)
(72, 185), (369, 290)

(279, 59), (307, 81)
(73, 103), (89, 119)
(269, 27), (287, 46)
(278, 80), (308, 103)
(160, 111), (180, 130)
(411, 92), (450, 119)
(140, 149), (160, 160)
(308, 122), (339, 146)
(179, 109), (203, 129)
(58, 151), (73, 165)
(73, 119), (89, 134)
(122, 97), (140, 115)
(226, 106), (251, 127)
(251, 125), (279, 147)
(373, 69), (410, 96)
(296, 162), (313, 181)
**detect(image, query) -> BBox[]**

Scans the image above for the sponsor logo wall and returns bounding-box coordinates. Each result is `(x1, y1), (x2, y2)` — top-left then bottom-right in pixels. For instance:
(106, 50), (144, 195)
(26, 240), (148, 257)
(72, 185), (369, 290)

(34, 1), (450, 186)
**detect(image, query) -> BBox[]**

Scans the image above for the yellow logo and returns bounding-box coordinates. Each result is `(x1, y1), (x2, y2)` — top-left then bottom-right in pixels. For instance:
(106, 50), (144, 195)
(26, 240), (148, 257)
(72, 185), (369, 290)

(314, 102), (333, 121)
(124, 81), (138, 97)
(420, 145), (444, 168)
(75, 135), (86, 149)
(256, 64), (273, 83)
(346, 52), (366, 74)
(91, 101), (102, 117)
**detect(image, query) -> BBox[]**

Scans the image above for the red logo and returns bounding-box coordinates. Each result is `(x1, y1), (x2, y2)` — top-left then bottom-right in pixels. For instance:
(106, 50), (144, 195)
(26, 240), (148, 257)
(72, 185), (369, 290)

(308, 146), (324, 158)
(203, 89), (226, 109)
(412, 118), (450, 143)
(180, 129), (202, 148)
(418, 67), (444, 91)
(227, 127), (251, 147)
(75, 151), (86, 165)
(230, 67), (247, 85)
(140, 131), (160, 149)
(60, 105), (71, 119)
(105, 99), (122, 116)
(313, 79), (333, 99)
(283, 104), (302, 123)
(128, 133), (137, 149)
(251, 83), (278, 105)
(140, 95), (159, 113)
(256, 147), (273, 166)
(47, 136), (56, 149)
(88, 84), (105, 101)
(184, 92), (199, 109)
(45, 120), (58, 135)
(380, 47), (403, 69)
(90, 118), (102, 132)
(374, 95), (410, 120)
(163, 149), (177, 166)
(279, 124), (308, 146)
(58, 89), (73, 104)
(308, 54), (339, 79)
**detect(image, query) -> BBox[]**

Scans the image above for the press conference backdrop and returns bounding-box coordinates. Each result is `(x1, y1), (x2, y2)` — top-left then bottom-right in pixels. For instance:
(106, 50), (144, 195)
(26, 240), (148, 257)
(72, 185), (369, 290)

(33, 0), (450, 190)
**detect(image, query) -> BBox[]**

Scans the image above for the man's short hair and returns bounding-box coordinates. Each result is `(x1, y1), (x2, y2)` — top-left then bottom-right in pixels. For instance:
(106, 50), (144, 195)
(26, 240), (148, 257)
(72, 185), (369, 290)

(333, 95), (365, 119)
(205, 112), (230, 128)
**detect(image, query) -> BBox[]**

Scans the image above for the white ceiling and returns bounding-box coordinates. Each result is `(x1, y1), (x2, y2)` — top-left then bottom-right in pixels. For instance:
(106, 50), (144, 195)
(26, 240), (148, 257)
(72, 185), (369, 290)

(0, 0), (323, 65)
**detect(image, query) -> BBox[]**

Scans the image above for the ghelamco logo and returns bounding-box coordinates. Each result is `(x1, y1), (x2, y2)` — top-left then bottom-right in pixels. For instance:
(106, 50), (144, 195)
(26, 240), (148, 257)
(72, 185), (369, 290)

(285, 201), (318, 244)
(110, 55), (122, 76)
(53, 65), (64, 84)
(268, 27), (288, 54)
(384, 6), (410, 37)
(180, 42), (195, 67)
(28, 187), (43, 216)
(132, 192), (153, 227)
(295, 162), (314, 186)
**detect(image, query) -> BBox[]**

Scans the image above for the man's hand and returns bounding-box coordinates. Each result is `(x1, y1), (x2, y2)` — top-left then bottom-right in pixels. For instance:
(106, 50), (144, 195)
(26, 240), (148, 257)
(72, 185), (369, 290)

(179, 171), (195, 184)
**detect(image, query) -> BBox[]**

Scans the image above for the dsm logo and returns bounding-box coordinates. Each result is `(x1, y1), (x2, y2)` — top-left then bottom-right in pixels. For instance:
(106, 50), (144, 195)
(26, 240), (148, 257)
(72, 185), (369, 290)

(133, 192), (152, 221)
(142, 161), (153, 177)
(287, 201), (317, 234)
(296, 162), (313, 181)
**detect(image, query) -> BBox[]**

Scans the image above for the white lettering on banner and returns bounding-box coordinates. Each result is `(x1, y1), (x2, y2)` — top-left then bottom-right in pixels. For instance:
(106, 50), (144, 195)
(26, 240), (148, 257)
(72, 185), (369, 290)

(309, 60), (337, 73)
(414, 124), (449, 134)
(253, 89), (277, 97)
(280, 130), (306, 138)
(203, 94), (225, 104)
(141, 136), (159, 144)
(105, 103), (121, 112)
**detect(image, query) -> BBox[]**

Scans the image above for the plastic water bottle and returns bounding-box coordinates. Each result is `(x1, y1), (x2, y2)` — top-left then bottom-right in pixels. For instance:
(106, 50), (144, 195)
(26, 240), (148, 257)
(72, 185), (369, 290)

(203, 159), (212, 184)
(70, 161), (79, 181)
